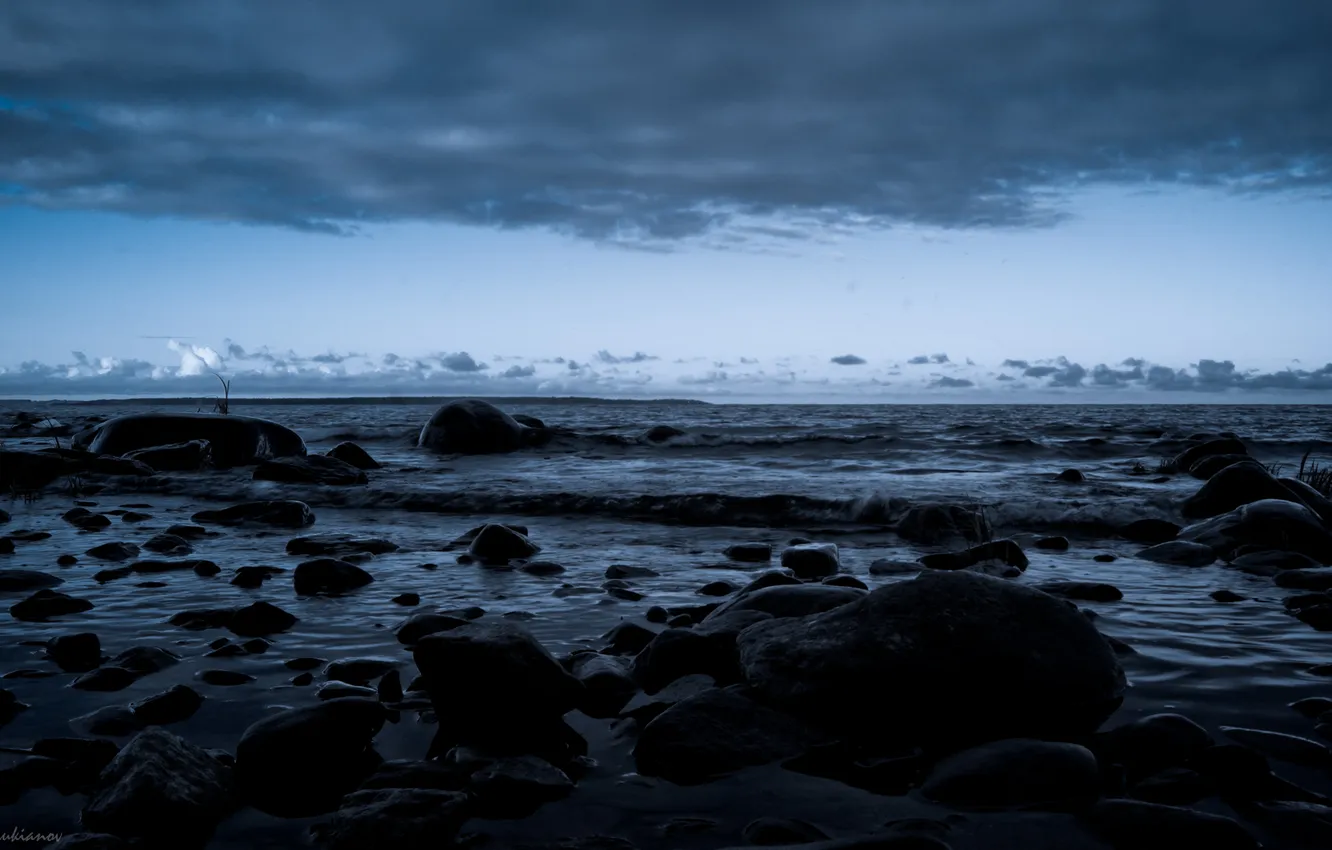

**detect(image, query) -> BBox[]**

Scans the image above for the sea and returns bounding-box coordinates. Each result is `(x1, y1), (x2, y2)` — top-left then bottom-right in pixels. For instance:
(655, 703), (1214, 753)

(2, 399), (1331, 848)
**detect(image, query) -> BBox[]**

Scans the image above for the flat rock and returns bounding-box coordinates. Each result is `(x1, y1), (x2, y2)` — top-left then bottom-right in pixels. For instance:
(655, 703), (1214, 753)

(704, 584), (865, 622)
(79, 413), (305, 467)
(779, 543), (840, 579)
(1120, 518), (1182, 545)
(10, 589), (94, 621)
(295, 558), (375, 595)
(1220, 726), (1332, 767)
(0, 569), (63, 592)
(310, 788), (469, 850)
(633, 687), (818, 784)
(254, 455), (368, 486)
(124, 439), (212, 471)
(287, 534), (399, 558)
(86, 542), (140, 562)
(132, 685), (204, 725)
(1137, 540), (1216, 567)
(193, 500), (316, 528)
(724, 543), (772, 562)
(1179, 499), (1332, 564)
(1035, 581), (1124, 602)
(921, 738), (1101, 809)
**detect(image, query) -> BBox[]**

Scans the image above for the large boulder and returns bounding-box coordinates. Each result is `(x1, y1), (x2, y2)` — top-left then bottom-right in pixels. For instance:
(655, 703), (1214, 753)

(326, 442), (382, 470)
(1181, 462), (1303, 520)
(82, 727), (233, 843)
(235, 698), (387, 816)
(418, 400), (545, 454)
(1280, 477), (1332, 526)
(77, 413), (306, 467)
(254, 455), (368, 486)
(736, 571), (1126, 749)
(1178, 499), (1332, 564)
(703, 584), (865, 622)
(124, 440), (212, 472)
(0, 449), (79, 491)
(310, 788), (470, 850)
(1173, 437), (1248, 473)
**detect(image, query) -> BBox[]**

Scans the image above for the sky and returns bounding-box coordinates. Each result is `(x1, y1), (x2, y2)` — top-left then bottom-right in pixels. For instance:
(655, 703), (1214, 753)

(2, 0), (1330, 401)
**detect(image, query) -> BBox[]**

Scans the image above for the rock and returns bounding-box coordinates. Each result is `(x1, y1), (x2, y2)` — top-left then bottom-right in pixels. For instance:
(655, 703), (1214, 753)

(86, 542), (140, 561)
(520, 560), (565, 575)
(634, 687), (817, 783)
(1120, 518), (1182, 545)
(704, 584), (865, 622)
(1290, 697), (1332, 718)
(0, 448), (79, 492)
(0, 569), (63, 592)
(1211, 590), (1246, 602)
(192, 499), (316, 528)
(310, 788), (469, 850)
(72, 705), (143, 736)
(77, 413), (306, 467)
(742, 818), (831, 846)
(1275, 569), (1332, 591)
(780, 543), (840, 579)
(229, 600), (299, 636)
(47, 632), (103, 672)
(1243, 801), (1332, 847)
(919, 539), (1029, 572)
(896, 504), (991, 544)
(82, 727), (233, 843)
(469, 755), (574, 817)
(319, 683), (379, 701)
(602, 621), (660, 655)
(231, 565), (285, 588)
(124, 439), (212, 471)
(10, 589), (94, 621)
(45, 835), (129, 850)
(1178, 499), (1332, 564)
(396, 612), (470, 645)
(132, 685), (204, 725)
(327, 441), (381, 470)
(57, 554), (78, 566)
(1188, 453), (1251, 479)
(1095, 554), (1117, 562)
(737, 571), (1125, 747)
(1057, 468), (1086, 483)
(412, 621), (583, 744)
(235, 698), (387, 816)
(1035, 581), (1124, 602)
(1137, 540), (1216, 567)
(694, 580), (735, 596)
(570, 653), (638, 718)
(286, 657), (326, 671)
(1034, 536), (1070, 551)
(377, 670), (403, 703)
(1130, 767), (1210, 805)
(1181, 461), (1303, 519)
(823, 575), (869, 590)
(254, 454), (369, 486)
(1079, 799), (1259, 850)
(142, 533), (193, 556)
(111, 646), (182, 676)
(921, 739), (1101, 809)
(393, 592), (420, 606)
(869, 559), (921, 575)
(295, 558), (375, 595)
(418, 399), (542, 454)
(1093, 713), (1214, 781)
(1280, 477), (1332, 525)
(1220, 727), (1332, 767)
(724, 542), (772, 562)
(1174, 437), (1248, 472)
(740, 570), (803, 593)
(1244, 550), (1323, 572)
(606, 564), (659, 579)
(287, 534), (399, 558)
(166, 524), (210, 539)
(631, 628), (747, 694)
(0, 538), (12, 555)
(357, 759), (468, 791)
(468, 523), (540, 564)
(198, 669), (256, 686)
(327, 658), (400, 686)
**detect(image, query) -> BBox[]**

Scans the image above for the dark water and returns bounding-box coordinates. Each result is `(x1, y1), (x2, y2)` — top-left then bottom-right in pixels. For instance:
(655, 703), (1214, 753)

(2, 400), (1331, 848)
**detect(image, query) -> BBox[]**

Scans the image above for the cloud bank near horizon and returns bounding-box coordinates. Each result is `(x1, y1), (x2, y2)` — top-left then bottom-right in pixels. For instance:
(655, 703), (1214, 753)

(1, 340), (1329, 400)
(2, 0), (1329, 248)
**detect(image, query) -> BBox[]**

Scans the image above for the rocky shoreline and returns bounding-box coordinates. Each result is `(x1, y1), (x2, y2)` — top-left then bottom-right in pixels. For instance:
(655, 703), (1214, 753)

(2, 401), (1332, 849)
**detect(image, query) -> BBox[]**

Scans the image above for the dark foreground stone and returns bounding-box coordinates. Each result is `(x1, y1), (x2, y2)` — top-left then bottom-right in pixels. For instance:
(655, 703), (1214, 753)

(77, 413), (306, 467)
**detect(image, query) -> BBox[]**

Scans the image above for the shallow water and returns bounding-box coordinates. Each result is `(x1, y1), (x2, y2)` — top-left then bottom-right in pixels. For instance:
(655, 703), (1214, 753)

(2, 400), (1331, 848)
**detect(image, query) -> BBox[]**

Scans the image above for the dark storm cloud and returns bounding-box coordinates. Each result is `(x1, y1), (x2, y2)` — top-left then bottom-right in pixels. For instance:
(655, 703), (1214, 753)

(931, 376), (975, 388)
(929, 353), (950, 364)
(1023, 365), (1059, 378)
(2, 0), (1329, 245)
(439, 352), (486, 372)
(595, 350), (657, 364)
(1002, 359), (1031, 370)
(830, 354), (867, 365)
(1091, 362), (1145, 387)
(500, 364), (536, 379)
(906, 355), (931, 365)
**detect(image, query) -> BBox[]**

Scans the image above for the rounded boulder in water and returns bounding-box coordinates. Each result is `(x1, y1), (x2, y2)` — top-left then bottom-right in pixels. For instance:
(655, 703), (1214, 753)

(77, 412), (306, 467)
(736, 570), (1126, 748)
(418, 399), (543, 454)
(779, 543), (840, 578)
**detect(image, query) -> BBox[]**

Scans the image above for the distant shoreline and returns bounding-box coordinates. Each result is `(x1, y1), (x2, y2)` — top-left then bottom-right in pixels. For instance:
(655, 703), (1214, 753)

(1, 395), (1329, 407)
(0, 395), (714, 406)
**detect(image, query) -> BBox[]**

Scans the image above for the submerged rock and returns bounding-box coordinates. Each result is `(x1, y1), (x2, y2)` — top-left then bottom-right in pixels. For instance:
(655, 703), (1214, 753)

(46, 632), (103, 672)
(468, 523), (541, 564)
(10, 589), (94, 621)
(1174, 437), (1248, 472)
(1181, 461), (1303, 519)
(724, 542), (772, 562)
(1179, 499), (1332, 564)
(326, 441), (382, 470)
(1137, 541), (1217, 567)
(418, 399), (546, 454)
(77, 413), (306, 467)
(310, 788), (469, 850)
(895, 504), (992, 544)
(0, 569), (63, 592)
(193, 500), (316, 528)
(1035, 581), (1124, 602)
(919, 539), (1029, 572)
(704, 584), (865, 622)
(779, 543), (840, 579)
(287, 534), (399, 558)
(1119, 518), (1182, 545)
(294, 559), (375, 596)
(254, 455), (368, 486)
(736, 571), (1125, 748)
(81, 727), (233, 843)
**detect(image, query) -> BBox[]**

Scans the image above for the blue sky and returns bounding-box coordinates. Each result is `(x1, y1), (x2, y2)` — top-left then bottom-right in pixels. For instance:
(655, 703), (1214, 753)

(2, 1), (1330, 400)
